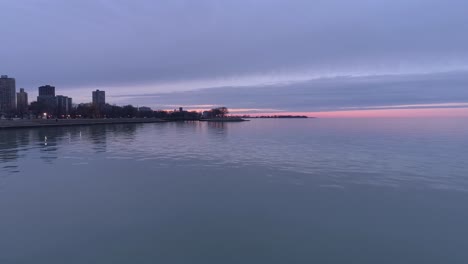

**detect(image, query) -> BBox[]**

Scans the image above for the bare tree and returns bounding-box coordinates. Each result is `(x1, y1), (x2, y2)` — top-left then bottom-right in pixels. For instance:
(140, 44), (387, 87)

(211, 107), (229, 118)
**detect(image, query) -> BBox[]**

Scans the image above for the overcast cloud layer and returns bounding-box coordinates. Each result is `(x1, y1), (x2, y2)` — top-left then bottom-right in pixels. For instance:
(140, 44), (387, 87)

(2, 0), (468, 112)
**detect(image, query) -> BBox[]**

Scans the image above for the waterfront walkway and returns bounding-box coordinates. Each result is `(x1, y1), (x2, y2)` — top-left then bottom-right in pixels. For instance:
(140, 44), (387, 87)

(0, 118), (166, 129)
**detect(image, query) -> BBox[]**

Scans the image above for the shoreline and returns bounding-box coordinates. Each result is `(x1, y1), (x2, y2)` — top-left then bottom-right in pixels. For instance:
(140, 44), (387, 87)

(0, 116), (310, 129)
(0, 118), (167, 130)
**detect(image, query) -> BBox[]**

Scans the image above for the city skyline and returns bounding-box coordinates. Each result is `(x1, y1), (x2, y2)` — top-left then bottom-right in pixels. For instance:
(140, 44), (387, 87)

(4, 71), (468, 118)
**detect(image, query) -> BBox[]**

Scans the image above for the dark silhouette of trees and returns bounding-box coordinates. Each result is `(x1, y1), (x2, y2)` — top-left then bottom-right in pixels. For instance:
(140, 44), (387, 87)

(122, 105), (138, 117)
(106, 104), (124, 118)
(20, 100), (217, 121)
(65, 103), (202, 120)
(75, 103), (96, 118)
(219, 107), (229, 117)
(165, 110), (200, 120)
(206, 107), (229, 118)
(153, 110), (169, 119)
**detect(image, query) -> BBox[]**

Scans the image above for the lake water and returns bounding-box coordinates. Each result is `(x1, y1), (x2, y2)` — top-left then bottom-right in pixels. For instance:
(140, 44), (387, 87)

(1, 118), (468, 263)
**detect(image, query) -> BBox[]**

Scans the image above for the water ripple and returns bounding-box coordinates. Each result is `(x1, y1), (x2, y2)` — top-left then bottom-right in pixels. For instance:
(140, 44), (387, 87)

(0, 119), (467, 191)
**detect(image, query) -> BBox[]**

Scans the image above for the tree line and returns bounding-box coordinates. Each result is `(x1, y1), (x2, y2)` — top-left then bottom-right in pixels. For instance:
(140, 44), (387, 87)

(26, 102), (229, 120)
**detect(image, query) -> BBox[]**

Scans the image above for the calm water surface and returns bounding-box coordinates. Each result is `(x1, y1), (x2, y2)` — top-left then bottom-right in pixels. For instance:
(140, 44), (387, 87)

(1, 118), (468, 263)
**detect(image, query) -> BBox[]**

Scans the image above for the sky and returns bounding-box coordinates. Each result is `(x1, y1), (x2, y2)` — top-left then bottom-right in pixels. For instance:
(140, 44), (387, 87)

(2, 0), (468, 116)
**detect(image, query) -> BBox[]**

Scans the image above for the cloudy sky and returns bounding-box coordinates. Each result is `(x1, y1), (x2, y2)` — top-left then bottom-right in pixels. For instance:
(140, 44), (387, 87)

(2, 0), (468, 116)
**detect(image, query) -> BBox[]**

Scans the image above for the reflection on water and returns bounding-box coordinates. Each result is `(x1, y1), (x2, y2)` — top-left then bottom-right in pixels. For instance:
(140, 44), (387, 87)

(0, 124), (137, 158)
(0, 129), (30, 174)
(89, 125), (108, 153)
(1, 119), (468, 263)
(1, 119), (468, 191)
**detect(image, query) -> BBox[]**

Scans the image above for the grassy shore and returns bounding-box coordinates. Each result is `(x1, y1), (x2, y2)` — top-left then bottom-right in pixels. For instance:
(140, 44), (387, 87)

(0, 118), (166, 129)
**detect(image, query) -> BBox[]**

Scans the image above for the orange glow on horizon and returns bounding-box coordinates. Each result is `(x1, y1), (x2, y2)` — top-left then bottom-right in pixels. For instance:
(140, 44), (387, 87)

(246, 107), (468, 118)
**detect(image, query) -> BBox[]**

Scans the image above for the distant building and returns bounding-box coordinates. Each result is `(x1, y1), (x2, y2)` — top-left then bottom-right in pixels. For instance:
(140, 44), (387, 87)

(38, 85), (55, 97)
(37, 85), (57, 115)
(16, 88), (28, 113)
(92, 89), (105, 108)
(67, 97), (72, 112)
(35, 85), (73, 117)
(0, 75), (16, 113)
(202, 111), (212, 119)
(56, 95), (72, 117)
(138, 106), (152, 112)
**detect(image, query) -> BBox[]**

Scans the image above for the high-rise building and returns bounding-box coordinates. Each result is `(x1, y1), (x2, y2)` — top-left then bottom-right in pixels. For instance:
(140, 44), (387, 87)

(67, 97), (72, 113)
(16, 88), (28, 113)
(0, 75), (16, 113)
(38, 85), (55, 97)
(37, 85), (57, 114)
(92, 89), (105, 107)
(56, 95), (72, 117)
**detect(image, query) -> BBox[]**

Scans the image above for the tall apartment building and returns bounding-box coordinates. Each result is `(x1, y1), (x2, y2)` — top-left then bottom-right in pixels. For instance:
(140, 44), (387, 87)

(37, 85), (56, 113)
(56, 95), (72, 116)
(16, 88), (28, 113)
(0, 75), (16, 113)
(38, 85), (55, 97)
(67, 97), (72, 113)
(92, 89), (105, 107)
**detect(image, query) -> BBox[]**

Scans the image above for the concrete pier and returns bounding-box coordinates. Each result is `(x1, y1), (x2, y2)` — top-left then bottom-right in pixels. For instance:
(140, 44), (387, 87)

(0, 118), (166, 129)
